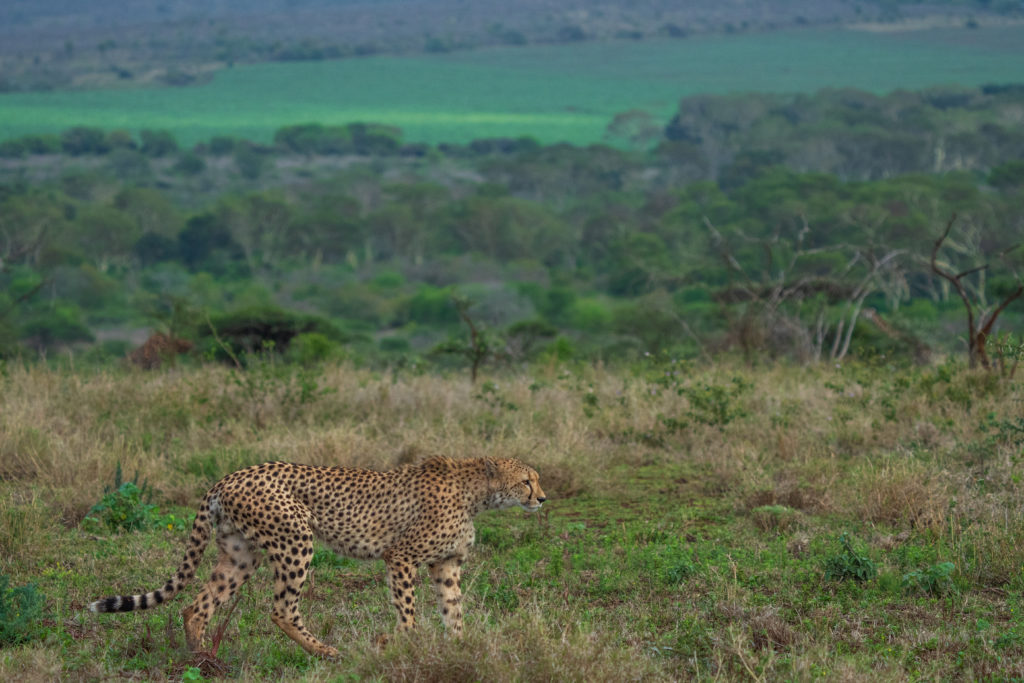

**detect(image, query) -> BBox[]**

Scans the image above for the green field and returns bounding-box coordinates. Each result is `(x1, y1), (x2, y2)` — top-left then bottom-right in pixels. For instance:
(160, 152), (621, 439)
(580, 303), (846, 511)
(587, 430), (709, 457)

(2, 26), (1024, 146)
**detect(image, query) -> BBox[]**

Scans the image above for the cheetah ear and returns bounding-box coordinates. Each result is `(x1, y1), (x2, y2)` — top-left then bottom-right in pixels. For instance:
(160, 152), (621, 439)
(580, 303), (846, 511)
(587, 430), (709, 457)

(483, 458), (498, 479)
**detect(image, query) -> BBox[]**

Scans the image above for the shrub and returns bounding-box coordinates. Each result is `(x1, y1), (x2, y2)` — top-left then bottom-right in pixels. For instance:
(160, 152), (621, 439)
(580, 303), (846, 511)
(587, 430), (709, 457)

(902, 562), (956, 597)
(379, 336), (410, 353)
(233, 142), (269, 180)
(400, 285), (460, 326)
(568, 298), (613, 333)
(824, 533), (877, 582)
(20, 306), (95, 349)
(173, 152), (206, 176)
(139, 129), (179, 157)
(0, 575), (46, 645)
(286, 332), (340, 365)
(81, 465), (187, 534)
(199, 307), (347, 361)
(60, 126), (110, 155)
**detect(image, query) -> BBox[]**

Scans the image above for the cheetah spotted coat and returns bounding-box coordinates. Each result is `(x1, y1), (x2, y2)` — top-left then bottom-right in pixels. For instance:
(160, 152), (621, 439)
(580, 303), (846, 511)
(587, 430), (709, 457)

(89, 457), (546, 658)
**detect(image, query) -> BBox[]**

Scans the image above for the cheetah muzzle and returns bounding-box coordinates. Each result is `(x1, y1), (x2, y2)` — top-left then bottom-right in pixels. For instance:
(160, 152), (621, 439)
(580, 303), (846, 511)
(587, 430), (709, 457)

(89, 457), (546, 659)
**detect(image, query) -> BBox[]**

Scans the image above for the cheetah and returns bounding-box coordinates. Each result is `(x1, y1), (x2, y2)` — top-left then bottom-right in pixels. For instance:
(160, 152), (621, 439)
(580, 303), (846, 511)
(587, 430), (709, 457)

(89, 457), (546, 659)
(127, 332), (194, 370)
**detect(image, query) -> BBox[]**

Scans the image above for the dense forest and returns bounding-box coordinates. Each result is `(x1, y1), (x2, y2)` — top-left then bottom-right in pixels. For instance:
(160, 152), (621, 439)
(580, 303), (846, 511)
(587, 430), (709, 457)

(2, 84), (1023, 370)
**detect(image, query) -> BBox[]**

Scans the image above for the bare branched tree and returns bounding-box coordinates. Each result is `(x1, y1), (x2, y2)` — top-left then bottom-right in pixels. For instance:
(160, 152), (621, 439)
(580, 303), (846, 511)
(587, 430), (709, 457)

(703, 215), (907, 363)
(930, 214), (1024, 370)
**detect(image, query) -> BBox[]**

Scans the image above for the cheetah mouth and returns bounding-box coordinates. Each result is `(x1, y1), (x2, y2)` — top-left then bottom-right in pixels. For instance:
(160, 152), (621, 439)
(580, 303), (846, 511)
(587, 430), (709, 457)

(523, 502), (543, 512)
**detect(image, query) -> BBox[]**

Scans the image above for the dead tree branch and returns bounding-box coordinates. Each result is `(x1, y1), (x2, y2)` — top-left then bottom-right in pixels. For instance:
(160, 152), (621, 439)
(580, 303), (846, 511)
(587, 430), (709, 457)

(931, 214), (1024, 370)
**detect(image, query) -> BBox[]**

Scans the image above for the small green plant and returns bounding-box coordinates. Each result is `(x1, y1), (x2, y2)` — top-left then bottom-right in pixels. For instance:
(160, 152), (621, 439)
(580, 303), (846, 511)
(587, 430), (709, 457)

(663, 553), (697, 585)
(181, 665), (206, 682)
(475, 380), (518, 412)
(681, 377), (751, 427)
(824, 533), (877, 582)
(82, 463), (187, 534)
(0, 574), (46, 645)
(902, 561), (956, 597)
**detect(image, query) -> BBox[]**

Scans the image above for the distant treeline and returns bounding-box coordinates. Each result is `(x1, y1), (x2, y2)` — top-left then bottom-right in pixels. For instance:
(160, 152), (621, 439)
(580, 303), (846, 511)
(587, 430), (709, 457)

(5, 84), (1024, 185)
(1, 85), (1023, 367)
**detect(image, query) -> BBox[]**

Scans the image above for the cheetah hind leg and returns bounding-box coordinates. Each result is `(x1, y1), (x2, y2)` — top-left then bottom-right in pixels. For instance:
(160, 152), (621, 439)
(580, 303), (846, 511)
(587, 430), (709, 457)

(182, 530), (261, 654)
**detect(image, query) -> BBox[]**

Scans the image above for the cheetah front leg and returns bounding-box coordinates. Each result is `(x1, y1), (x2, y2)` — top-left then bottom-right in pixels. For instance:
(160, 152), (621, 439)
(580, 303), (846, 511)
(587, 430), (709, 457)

(384, 556), (418, 632)
(428, 556), (464, 637)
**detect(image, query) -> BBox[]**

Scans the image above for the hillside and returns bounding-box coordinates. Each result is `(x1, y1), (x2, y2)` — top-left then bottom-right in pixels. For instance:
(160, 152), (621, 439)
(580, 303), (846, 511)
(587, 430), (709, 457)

(0, 0), (1018, 91)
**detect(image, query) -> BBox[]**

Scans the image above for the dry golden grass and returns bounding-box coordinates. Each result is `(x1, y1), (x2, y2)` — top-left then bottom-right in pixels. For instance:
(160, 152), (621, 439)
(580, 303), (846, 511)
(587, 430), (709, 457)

(2, 356), (1023, 680)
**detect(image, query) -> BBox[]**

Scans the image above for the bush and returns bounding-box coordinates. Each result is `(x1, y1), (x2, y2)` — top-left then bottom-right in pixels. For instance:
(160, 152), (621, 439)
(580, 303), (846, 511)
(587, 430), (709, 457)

(0, 575), (46, 645)
(286, 332), (341, 365)
(61, 126), (111, 155)
(400, 286), (460, 326)
(199, 307), (347, 361)
(0, 134), (60, 158)
(81, 465), (187, 534)
(173, 152), (206, 176)
(20, 307), (95, 349)
(824, 533), (877, 582)
(105, 149), (152, 181)
(233, 142), (269, 180)
(902, 562), (956, 597)
(568, 298), (613, 333)
(139, 129), (179, 157)
(379, 336), (410, 353)
(207, 136), (237, 156)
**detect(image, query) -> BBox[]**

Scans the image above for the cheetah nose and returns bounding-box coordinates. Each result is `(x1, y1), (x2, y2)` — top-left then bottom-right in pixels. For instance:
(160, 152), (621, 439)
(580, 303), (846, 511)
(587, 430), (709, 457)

(536, 497), (546, 503)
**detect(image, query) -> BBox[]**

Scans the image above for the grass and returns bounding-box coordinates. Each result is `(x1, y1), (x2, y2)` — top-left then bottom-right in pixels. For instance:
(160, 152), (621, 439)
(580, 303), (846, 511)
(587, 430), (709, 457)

(4, 26), (1024, 146)
(2, 355), (1024, 680)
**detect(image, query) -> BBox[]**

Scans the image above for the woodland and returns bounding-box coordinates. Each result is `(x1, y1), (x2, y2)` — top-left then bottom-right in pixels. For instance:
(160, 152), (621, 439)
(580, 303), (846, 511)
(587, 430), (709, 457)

(2, 85), (1024, 371)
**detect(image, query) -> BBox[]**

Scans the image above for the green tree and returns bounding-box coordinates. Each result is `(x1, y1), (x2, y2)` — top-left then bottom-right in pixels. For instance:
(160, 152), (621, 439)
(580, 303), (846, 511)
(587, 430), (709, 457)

(60, 127), (111, 156)
(113, 187), (184, 238)
(139, 129), (179, 157)
(219, 193), (296, 272)
(73, 205), (140, 270)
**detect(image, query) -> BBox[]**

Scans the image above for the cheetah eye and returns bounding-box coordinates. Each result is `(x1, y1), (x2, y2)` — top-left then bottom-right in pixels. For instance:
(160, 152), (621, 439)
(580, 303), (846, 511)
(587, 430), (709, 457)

(522, 479), (530, 486)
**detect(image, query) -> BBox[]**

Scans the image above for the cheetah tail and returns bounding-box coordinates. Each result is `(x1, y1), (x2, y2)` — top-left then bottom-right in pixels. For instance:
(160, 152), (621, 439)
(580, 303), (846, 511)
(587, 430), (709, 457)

(88, 492), (216, 614)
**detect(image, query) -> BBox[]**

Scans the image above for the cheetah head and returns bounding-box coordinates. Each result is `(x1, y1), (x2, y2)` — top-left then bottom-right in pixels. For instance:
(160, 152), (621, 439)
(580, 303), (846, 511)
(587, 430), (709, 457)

(486, 459), (546, 512)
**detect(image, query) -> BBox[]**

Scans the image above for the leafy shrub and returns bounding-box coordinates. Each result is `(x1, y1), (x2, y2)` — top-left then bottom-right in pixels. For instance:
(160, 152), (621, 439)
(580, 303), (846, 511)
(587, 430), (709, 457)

(61, 126), (111, 155)
(824, 533), (877, 582)
(82, 465), (187, 534)
(199, 306), (347, 362)
(233, 142), (269, 180)
(139, 129), (179, 157)
(379, 336), (410, 353)
(20, 306), (95, 348)
(568, 298), (613, 333)
(681, 377), (751, 427)
(0, 574), (46, 645)
(663, 552), (697, 585)
(902, 562), (956, 597)
(286, 332), (340, 365)
(207, 136), (237, 156)
(400, 285), (460, 326)
(173, 152), (206, 176)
